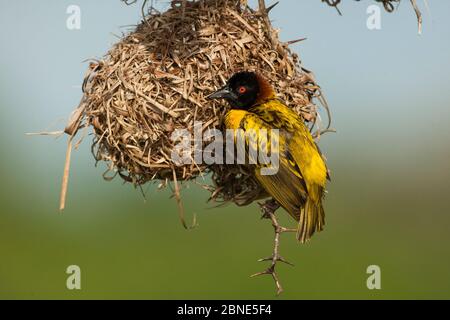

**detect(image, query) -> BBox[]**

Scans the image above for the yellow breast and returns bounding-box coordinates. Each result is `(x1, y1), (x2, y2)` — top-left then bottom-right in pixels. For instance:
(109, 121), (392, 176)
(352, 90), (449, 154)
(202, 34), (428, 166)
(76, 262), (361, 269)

(224, 110), (248, 130)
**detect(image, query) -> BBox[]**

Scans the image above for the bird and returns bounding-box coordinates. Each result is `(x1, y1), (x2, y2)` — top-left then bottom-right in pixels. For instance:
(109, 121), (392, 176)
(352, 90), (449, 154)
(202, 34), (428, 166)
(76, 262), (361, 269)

(208, 71), (329, 243)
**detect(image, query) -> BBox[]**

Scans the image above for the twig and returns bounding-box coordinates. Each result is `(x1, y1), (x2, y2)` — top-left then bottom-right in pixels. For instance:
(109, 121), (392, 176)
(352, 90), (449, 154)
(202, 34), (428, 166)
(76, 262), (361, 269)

(60, 136), (74, 211)
(266, 1), (280, 14)
(25, 131), (64, 137)
(172, 168), (198, 230)
(258, 0), (277, 47)
(286, 37), (307, 46)
(322, 0), (342, 15)
(323, 0), (423, 34)
(251, 199), (296, 295)
(410, 0), (422, 35)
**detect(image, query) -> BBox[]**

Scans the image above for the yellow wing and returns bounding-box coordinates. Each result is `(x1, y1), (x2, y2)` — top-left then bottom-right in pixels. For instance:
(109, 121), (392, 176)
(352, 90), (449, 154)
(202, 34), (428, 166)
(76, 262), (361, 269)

(224, 109), (308, 222)
(251, 100), (328, 189)
(250, 100), (328, 242)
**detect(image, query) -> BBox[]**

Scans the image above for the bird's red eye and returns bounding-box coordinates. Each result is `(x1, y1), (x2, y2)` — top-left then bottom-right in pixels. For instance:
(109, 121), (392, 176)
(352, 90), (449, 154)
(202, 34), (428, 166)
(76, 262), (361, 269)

(238, 86), (247, 94)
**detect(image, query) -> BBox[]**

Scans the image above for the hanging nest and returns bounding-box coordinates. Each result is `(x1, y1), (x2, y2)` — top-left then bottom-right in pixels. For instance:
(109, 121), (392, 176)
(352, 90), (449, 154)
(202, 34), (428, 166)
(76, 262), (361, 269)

(64, 0), (331, 209)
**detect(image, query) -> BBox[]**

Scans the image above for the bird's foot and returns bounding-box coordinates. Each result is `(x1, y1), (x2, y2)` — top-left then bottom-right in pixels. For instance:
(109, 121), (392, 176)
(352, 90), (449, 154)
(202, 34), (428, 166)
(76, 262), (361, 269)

(258, 199), (280, 219)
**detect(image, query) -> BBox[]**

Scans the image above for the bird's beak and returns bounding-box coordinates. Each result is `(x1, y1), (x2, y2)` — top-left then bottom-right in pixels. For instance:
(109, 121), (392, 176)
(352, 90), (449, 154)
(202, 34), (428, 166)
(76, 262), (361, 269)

(207, 85), (233, 100)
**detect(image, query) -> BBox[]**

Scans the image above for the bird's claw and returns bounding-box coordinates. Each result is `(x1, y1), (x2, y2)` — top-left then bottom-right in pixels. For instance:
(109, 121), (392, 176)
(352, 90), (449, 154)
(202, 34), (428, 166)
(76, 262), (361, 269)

(258, 199), (280, 219)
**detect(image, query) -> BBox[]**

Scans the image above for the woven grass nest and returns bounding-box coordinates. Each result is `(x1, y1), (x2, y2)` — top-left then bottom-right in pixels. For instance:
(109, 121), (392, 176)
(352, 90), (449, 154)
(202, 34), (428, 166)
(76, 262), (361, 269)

(64, 0), (331, 212)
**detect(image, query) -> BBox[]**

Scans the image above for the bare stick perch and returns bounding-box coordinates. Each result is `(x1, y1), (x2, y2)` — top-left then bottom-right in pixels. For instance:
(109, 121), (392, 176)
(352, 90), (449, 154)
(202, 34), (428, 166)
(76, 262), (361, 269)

(252, 199), (297, 295)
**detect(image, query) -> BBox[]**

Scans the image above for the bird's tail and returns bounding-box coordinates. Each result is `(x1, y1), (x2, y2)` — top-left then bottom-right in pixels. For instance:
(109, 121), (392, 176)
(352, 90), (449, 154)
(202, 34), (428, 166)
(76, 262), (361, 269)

(297, 196), (325, 243)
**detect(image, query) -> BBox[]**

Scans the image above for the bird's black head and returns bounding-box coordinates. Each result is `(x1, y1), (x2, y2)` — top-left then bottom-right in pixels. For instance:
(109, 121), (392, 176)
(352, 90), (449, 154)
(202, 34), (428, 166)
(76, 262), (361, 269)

(208, 72), (261, 109)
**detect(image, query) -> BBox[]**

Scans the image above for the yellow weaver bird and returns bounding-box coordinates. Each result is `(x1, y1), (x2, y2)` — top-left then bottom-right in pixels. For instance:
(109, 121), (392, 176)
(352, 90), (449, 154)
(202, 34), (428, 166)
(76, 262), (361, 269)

(209, 71), (329, 243)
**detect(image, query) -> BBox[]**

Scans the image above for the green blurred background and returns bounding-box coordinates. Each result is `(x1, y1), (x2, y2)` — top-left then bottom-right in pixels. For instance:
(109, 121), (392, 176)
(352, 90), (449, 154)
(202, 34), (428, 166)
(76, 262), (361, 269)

(1, 0), (450, 299)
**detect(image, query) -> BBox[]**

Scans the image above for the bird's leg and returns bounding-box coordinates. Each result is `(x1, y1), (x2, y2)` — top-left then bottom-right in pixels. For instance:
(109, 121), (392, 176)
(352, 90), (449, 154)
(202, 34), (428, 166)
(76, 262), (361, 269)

(253, 199), (296, 295)
(259, 198), (280, 219)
